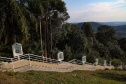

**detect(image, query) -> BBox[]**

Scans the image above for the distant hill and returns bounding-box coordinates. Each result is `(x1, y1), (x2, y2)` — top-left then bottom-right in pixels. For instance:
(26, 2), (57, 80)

(72, 22), (126, 38)
(99, 22), (126, 26)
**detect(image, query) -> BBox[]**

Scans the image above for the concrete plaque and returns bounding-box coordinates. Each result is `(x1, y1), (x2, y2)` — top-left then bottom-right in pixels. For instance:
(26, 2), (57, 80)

(12, 43), (23, 59)
(57, 51), (64, 62)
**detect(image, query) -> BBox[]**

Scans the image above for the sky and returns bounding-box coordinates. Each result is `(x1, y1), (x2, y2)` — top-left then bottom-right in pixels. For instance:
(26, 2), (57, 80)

(62, 0), (126, 22)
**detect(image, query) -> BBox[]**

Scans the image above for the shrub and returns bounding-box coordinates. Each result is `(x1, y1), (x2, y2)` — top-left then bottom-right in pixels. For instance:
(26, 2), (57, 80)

(0, 44), (12, 58)
(112, 59), (122, 68)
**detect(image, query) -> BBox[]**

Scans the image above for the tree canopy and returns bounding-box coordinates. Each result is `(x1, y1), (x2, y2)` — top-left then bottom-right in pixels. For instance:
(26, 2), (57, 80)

(0, 0), (37, 45)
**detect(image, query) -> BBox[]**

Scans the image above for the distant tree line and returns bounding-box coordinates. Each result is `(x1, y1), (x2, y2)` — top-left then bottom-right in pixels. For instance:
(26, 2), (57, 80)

(0, 0), (126, 65)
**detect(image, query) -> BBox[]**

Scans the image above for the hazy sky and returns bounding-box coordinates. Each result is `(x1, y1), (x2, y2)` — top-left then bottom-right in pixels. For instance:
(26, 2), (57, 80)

(62, 0), (126, 22)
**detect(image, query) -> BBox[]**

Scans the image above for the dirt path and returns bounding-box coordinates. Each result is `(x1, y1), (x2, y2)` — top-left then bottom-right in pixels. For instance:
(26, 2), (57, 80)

(1, 60), (115, 72)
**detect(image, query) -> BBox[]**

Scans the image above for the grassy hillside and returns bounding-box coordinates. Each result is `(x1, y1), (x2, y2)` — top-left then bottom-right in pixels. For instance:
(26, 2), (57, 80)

(0, 70), (126, 84)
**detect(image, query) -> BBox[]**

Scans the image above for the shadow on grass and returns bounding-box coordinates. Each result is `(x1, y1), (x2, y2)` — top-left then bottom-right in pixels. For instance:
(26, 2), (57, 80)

(93, 71), (126, 82)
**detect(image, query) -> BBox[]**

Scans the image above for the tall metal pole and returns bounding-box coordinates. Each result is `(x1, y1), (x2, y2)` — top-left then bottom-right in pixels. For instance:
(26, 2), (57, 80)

(39, 16), (43, 56)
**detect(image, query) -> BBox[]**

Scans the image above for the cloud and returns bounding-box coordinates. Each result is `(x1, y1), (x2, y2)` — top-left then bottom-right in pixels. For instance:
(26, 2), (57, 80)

(68, 0), (126, 22)
(89, 0), (126, 11)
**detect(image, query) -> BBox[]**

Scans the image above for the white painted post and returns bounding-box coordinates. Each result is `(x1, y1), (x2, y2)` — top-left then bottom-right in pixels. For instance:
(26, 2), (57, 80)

(28, 53), (31, 67)
(104, 60), (107, 66)
(82, 56), (86, 65)
(11, 59), (15, 72)
(95, 58), (98, 66)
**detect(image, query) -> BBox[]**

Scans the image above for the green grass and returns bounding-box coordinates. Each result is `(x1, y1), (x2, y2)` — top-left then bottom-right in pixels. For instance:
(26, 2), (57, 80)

(0, 70), (126, 84)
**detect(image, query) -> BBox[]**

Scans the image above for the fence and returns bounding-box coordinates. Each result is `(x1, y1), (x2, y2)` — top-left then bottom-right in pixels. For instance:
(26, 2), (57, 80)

(0, 55), (113, 72)
(0, 54), (75, 72)
(69, 59), (83, 65)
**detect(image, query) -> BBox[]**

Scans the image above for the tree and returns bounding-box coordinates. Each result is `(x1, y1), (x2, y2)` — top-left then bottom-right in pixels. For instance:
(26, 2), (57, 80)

(81, 23), (95, 37)
(63, 45), (72, 61)
(81, 23), (97, 46)
(96, 25), (116, 45)
(43, 0), (70, 58)
(0, 0), (37, 45)
(62, 24), (88, 59)
(28, 0), (70, 58)
(96, 25), (125, 60)
(93, 43), (109, 58)
(118, 38), (126, 52)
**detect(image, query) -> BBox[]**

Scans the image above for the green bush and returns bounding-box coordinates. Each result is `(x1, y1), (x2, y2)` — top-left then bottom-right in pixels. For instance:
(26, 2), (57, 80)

(97, 57), (104, 65)
(112, 59), (122, 67)
(0, 44), (13, 58)
(87, 54), (96, 63)
(63, 45), (73, 61)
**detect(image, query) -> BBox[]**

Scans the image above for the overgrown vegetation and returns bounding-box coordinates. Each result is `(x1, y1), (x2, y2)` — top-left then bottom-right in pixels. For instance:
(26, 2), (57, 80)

(0, 70), (126, 84)
(0, 0), (126, 66)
